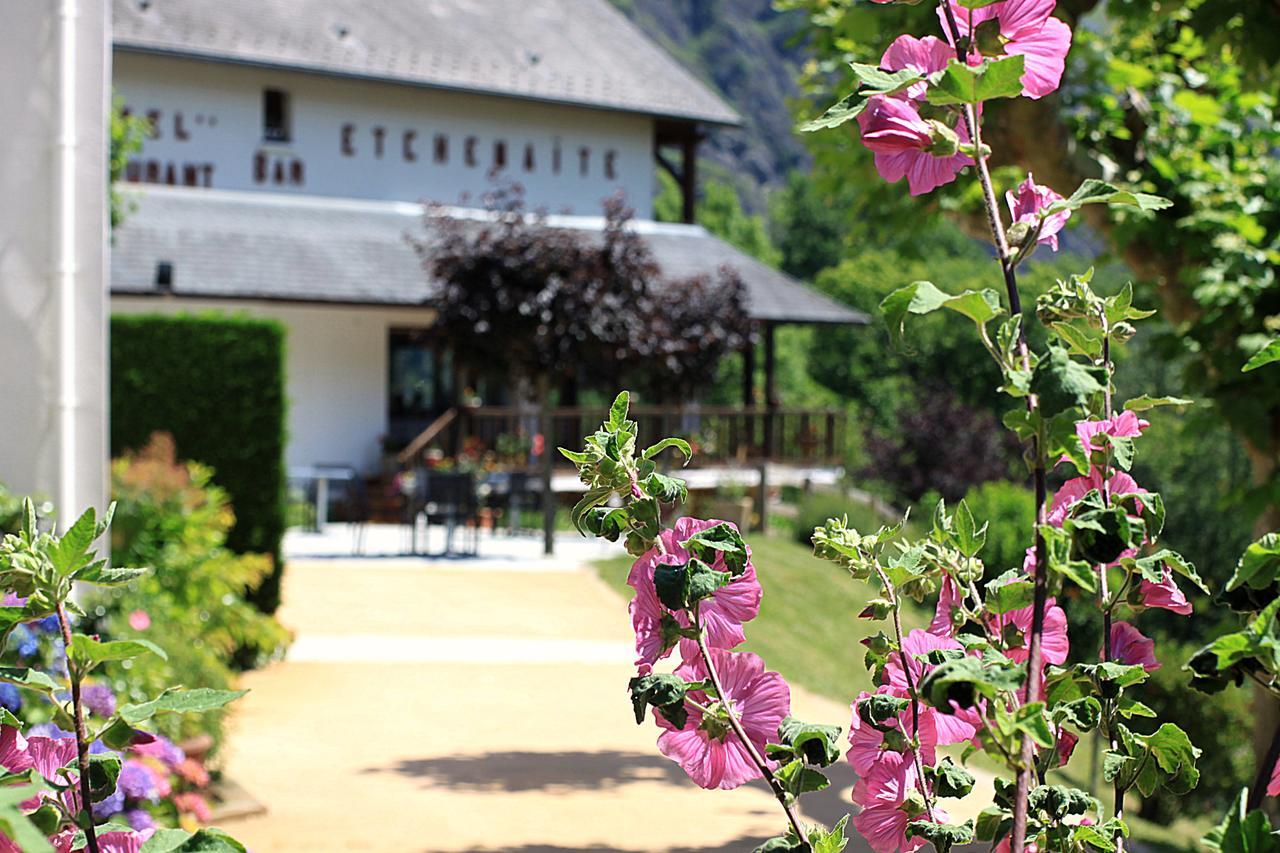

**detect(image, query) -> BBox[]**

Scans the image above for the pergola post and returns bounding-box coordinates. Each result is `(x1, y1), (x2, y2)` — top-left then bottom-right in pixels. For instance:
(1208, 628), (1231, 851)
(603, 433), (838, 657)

(762, 322), (777, 459)
(741, 335), (755, 407)
(680, 130), (698, 225)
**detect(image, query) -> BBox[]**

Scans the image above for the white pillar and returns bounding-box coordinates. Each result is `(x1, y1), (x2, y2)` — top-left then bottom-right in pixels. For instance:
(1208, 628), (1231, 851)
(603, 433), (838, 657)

(0, 1), (110, 525)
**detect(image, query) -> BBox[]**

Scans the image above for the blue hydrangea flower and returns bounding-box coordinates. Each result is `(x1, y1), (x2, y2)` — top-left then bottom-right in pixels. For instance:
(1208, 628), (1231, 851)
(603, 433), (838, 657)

(10, 625), (38, 658)
(81, 684), (117, 718)
(125, 808), (156, 832)
(0, 683), (20, 712)
(92, 786), (126, 819)
(118, 760), (159, 801)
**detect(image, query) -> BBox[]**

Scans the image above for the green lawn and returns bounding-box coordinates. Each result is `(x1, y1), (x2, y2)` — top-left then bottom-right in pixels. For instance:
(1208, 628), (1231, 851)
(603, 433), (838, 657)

(594, 534), (925, 702)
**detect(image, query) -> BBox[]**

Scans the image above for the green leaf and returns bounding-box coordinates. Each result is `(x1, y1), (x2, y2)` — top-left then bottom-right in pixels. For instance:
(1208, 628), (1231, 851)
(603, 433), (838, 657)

(1228, 533), (1280, 591)
(1031, 345), (1104, 417)
(1244, 338), (1280, 373)
(639, 472), (688, 505)
(1012, 702), (1056, 749)
(928, 757), (976, 799)
(774, 758), (831, 799)
(641, 437), (692, 463)
(800, 64), (925, 132)
(1204, 789), (1280, 853)
(906, 819), (975, 853)
(0, 667), (60, 693)
(118, 688), (247, 726)
(952, 500), (987, 559)
(653, 558), (731, 611)
(810, 815), (851, 853)
(1043, 179), (1173, 216)
(608, 391), (631, 430)
(880, 280), (1005, 349)
(1121, 395), (1194, 412)
(1133, 549), (1208, 594)
(88, 753), (122, 797)
(74, 564), (149, 586)
(140, 828), (247, 853)
(926, 55), (1026, 106)
(51, 507), (99, 574)
(627, 673), (690, 729)
(984, 569), (1035, 615)
(775, 716), (843, 767)
(69, 635), (167, 666)
(679, 522), (749, 575)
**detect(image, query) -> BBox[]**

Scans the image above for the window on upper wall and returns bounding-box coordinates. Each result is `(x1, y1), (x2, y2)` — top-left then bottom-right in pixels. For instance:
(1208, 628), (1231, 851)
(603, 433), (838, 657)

(263, 89), (290, 142)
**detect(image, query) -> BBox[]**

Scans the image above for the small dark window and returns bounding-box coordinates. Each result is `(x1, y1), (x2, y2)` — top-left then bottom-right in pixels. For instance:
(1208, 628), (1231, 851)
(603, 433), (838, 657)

(263, 89), (290, 142)
(155, 261), (174, 291)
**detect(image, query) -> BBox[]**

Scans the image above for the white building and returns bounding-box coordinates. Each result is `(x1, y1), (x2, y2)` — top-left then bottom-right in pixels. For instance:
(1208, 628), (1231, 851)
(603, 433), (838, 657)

(109, 0), (864, 476)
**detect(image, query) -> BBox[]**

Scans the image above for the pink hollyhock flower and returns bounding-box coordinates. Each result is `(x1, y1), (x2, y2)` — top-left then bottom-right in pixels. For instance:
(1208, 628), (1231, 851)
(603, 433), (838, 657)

(989, 597), (1070, 666)
(883, 629), (977, 745)
(848, 687), (938, 782)
(26, 733), (78, 781)
(655, 649), (790, 790)
(1108, 621), (1160, 671)
(96, 831), (145, 853)
(928, 573), (963, 638)
(995, 836), (1040, 853)
(857, 97), (971, 196)
(128, 610), (151, 631)
(1076, 411), (1150, 457)
(852, 763), (947, 853)
(882, 34), (954, 101)
(0, 726), (31, 773)
(1006, 173), (1070, 251)
(939, 0), (1073, 99)
(627, 517), (761, 668)
(1048, 468), (1145, 527)
(1267, 755), (1280, 797)
(1139, 568), (1193, 615)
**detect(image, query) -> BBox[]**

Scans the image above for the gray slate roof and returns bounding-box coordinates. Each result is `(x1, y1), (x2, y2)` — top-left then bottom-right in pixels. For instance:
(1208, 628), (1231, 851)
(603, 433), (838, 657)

(110, 186), (868, 326)
(112, 0), (741, 126)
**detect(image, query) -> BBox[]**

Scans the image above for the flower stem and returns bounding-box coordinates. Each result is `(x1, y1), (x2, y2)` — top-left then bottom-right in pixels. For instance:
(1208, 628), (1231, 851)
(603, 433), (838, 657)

(936, 8), (1049, 848)
(873, 565), (936, 816)
(692, 607), (810, 849)
(55, 601), (99, 853)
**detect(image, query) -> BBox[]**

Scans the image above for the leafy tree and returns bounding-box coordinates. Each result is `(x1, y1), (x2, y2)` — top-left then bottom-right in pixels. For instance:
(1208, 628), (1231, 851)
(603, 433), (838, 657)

(417, 186), (751, 403)
(783, 0), (1280, 528)
(108, 96), (148, 230)
(655, 170), (781, 266)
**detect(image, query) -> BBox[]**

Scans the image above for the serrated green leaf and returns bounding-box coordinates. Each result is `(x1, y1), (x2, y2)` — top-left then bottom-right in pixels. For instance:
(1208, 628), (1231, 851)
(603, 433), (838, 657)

(69, 635), (167, 667)
(118, 688), (247, 726)
(800, 63), (926, 132)
(1043, 179), (1173, 216)
(1122, 394), (1194, 412)
(641, 438), (692, 463)
(1244, 338), (1280, 373)
(926, 55), (1026, 105)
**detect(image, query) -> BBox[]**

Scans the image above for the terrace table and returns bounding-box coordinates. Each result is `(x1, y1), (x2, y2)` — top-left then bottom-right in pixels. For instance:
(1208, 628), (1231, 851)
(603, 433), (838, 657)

(288, 465), (358, 533)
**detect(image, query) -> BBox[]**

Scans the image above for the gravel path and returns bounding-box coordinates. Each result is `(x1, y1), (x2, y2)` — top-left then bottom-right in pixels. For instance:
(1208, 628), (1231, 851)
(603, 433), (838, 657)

(216, 553), (994, 851)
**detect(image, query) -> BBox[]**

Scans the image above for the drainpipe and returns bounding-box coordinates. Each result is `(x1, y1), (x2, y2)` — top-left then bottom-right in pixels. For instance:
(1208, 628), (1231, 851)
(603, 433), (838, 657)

(56, 0), (80, 525)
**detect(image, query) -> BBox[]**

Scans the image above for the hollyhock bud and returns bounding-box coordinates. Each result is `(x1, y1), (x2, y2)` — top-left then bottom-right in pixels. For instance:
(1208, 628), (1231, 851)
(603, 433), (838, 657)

(1006, 173), (1070, 252)
(925, 120), (961, 157)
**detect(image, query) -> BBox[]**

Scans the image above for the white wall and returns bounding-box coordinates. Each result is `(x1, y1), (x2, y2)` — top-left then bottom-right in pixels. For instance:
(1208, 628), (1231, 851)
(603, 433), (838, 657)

(111, 296), (436, 474)
(113, 52), (655, 218)
(0, 1), (110, 520)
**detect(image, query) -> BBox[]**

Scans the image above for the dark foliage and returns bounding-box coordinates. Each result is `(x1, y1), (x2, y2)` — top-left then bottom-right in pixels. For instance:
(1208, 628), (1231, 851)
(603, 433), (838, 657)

(415, 185), (753, 402)
(861, 385), (1023, 503)
(110, 314), (288, 613)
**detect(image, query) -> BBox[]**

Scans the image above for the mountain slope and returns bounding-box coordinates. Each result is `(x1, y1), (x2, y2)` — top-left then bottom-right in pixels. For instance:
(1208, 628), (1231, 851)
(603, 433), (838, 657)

(609, 0), (810, 210)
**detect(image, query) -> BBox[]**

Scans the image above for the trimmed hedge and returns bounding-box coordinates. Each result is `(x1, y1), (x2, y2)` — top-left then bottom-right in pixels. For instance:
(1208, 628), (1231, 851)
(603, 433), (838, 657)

(110, 313), (288, 612)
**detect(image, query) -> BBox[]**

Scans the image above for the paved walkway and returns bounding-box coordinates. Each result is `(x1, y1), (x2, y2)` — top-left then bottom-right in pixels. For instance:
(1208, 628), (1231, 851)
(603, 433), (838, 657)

(217, 531), (990, 851)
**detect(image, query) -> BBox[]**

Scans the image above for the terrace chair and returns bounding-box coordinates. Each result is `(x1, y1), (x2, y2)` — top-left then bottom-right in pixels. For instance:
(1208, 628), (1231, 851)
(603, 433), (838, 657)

(407, 470), (479, 557)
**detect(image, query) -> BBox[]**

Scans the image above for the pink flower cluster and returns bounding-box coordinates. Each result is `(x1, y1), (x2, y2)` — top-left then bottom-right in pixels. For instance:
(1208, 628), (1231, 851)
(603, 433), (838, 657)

(628, 518), (789, 790)
(855, 0), (1073, 244)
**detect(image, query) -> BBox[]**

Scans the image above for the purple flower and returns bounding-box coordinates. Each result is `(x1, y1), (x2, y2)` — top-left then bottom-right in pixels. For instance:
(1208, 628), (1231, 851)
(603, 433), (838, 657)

(0, 684), (21, 713)
(130, 734), (185, 767)
(125, 808), (156, 832)
(81, 684), (117, 718)
(93, 786), (126, 820)
(118, 760), (160, 801)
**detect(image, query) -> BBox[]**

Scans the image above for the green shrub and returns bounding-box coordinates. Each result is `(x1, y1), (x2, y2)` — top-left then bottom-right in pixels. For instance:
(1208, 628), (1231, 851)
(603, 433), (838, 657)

(94, 433), (291, 749)
(961, 480), (1037, 578)
(111, 313), (288, 611)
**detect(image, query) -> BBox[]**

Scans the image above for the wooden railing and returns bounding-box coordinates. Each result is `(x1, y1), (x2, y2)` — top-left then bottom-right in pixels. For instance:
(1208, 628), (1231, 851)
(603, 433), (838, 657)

(398, 404), (847, 469)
